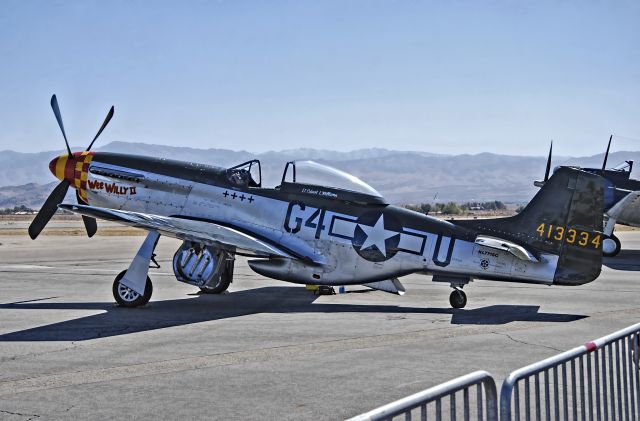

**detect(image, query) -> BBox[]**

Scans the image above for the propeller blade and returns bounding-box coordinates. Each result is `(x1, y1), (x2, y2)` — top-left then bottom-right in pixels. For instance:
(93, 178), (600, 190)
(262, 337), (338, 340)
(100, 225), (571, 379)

(50, 95), (73, 157)
(28, 180), (70, 239)
(81, 215), (98, 237)
(86, 106), (114, 151)
(602, 135), (613, 173)
(544, 140), (553, 182)
(76, 191), (97, 237)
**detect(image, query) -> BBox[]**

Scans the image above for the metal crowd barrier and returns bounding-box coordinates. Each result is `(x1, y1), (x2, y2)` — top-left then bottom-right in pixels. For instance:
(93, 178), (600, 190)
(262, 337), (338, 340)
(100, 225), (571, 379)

(346, 370), (499, 421)
(349, 322), (640, 421)
(500, 322), (640, 421)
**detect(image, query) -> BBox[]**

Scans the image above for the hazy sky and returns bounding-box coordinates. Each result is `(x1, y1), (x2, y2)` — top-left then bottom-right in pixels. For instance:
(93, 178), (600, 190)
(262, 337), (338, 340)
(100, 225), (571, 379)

(1, 0), (639, 156)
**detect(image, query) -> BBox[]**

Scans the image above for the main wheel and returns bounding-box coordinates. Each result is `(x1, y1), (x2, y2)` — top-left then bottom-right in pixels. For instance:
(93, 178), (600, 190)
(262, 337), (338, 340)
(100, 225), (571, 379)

(113, 270), (153, 307)
(602, 235), (621, 257)
(199, 259), (234, 294)
(449, 289), (467, 309)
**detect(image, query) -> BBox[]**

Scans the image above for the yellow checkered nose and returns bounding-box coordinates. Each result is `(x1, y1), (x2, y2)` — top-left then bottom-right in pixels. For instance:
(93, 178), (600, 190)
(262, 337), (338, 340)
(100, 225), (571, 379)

(48, 152), (95, 201)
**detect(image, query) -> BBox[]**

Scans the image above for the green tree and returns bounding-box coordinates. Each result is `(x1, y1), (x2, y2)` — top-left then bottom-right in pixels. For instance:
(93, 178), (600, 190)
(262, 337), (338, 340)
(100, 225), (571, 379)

(442, 202), (462, 215)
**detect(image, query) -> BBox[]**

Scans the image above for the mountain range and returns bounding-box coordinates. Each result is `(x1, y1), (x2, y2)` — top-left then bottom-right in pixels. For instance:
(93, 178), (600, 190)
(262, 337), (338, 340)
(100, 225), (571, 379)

(1, 141), (638, 208)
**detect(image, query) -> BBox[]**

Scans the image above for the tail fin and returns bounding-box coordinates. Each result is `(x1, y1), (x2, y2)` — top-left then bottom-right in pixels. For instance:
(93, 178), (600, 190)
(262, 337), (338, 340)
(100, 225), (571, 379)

(454, 167), (605, 285)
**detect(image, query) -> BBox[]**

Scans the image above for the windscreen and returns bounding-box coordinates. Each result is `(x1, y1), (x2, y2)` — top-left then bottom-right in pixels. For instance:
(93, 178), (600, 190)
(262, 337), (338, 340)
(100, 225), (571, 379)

(612, 161), (632, 172)
(285, 160), (382, 197)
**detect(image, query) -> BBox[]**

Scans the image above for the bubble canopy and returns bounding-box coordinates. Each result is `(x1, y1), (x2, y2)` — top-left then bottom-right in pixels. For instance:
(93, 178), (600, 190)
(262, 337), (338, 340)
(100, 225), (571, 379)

(282, 160), (383, 198)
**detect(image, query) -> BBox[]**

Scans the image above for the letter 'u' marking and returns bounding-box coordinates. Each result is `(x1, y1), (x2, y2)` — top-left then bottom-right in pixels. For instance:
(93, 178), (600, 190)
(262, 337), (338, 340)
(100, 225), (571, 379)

(432, 234), (455, 267)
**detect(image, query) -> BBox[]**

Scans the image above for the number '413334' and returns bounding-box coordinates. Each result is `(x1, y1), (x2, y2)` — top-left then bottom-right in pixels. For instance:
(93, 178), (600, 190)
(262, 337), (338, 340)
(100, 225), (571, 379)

(536, 223), (601, 249)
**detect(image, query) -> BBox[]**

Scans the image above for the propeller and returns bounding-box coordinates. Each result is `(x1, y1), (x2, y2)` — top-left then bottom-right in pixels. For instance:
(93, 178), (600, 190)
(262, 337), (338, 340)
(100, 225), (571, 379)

(534, 140), (553, 188)
(28, 180), (70, 239)
(601, 134), (613, 174)
(87, 106), (114, 151)
(28, 95), (114, 239)
(76, 190), (98, 237)
(50, 95), (73, 157)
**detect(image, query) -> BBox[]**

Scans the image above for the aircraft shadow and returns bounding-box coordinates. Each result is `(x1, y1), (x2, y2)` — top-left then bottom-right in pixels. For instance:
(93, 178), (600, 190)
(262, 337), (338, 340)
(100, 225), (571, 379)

(0, 286), (586, 341)
(603, 250), (640, 271)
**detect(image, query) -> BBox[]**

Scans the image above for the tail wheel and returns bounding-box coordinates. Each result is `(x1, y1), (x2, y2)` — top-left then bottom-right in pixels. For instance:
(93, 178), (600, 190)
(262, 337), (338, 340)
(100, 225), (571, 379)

(449, 289), (467, 309)
(602, 235), (621, 257)
(199, 259), (234, 294)
(113, 270), (153, 307)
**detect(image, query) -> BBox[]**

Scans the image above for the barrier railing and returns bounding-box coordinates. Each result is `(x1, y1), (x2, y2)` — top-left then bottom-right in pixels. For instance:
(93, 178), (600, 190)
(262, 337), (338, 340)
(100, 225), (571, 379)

(346, 370), (498, 421)
(349, 323), (640, 421)
(348, 323), (640, 421)
(500, 322), (640, 421)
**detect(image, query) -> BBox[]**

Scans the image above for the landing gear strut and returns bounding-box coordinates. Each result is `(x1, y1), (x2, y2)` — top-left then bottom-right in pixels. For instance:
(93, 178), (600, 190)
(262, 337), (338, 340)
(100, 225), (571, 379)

(602, 217), (621, 257)
(449, 288), (467, 309)
(113, 231), (159, 308)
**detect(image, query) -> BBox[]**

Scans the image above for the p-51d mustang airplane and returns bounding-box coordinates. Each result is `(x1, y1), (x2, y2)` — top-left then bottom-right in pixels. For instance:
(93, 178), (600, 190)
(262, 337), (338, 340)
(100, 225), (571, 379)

(30, 95), (606, 309)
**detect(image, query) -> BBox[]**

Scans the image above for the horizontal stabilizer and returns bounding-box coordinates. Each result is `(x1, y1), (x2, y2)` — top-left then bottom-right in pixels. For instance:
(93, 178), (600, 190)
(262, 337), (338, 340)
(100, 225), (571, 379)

(364, 278), (405, 295)
(475, 236), (539, 262)
(606, 191), (640, 227)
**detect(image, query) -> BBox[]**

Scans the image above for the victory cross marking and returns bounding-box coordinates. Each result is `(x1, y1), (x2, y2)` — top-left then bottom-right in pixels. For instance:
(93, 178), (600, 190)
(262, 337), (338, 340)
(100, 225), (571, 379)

(358, 215), (398, 257)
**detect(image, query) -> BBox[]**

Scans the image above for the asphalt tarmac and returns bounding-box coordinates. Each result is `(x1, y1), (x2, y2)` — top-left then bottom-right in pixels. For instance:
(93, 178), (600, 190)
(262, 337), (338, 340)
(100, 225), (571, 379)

(0, 232), (639, 420)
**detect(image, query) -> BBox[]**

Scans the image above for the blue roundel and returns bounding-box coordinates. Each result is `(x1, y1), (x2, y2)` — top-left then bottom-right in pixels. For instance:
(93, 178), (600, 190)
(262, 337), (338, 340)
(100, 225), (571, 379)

(351, 211), (402, 262)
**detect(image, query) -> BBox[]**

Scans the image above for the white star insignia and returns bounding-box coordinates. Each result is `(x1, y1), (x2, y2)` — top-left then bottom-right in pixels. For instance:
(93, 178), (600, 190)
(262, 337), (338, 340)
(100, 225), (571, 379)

(358, 215), (398, 257)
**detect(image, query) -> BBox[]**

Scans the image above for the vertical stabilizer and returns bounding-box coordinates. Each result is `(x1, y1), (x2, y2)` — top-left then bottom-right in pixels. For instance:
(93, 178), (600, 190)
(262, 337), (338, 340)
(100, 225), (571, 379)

(453, 167), (604, 285)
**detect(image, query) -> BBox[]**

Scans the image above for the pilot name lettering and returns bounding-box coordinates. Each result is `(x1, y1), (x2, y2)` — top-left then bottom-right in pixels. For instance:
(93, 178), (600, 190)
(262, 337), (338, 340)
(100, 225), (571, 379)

(301, 188), (337, 198)
(88, 180), (137, 196)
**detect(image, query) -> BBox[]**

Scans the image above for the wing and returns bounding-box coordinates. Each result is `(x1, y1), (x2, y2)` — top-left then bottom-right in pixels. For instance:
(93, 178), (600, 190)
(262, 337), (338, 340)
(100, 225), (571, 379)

(59, 203), (295, 259)
(606, 191), (640, 227)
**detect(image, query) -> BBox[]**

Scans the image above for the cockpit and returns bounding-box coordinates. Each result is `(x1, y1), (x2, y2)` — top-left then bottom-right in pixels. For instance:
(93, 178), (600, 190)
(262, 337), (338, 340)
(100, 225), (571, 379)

(612, 160), (634, 174)
(281, 160), (382, 196)
(226, 160), (261, 188)
(225, 159), (386, 204)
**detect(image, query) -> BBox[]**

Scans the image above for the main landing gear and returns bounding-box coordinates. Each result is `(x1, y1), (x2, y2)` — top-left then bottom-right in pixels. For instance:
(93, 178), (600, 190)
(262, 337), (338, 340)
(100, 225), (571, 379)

(173, 242), (235, 294)
(198, 259), (234, 294)
(112, 235), (238, 308)
(113, 270), (153, 307)
(112, 231), (159, 308)
(449, 288), (467, 309)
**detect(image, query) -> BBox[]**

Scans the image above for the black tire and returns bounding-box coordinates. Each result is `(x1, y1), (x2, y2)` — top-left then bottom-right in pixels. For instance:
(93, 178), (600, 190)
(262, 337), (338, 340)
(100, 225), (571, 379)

(113, 270), (153, 307)
(449, 289), (467, 309)
(602, 234), (621, 257)
(199, 259), (234, 294)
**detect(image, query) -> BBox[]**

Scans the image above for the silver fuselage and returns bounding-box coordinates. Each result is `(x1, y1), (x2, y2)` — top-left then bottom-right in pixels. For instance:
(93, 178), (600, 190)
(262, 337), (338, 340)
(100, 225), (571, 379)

(83, 155), (558, 287)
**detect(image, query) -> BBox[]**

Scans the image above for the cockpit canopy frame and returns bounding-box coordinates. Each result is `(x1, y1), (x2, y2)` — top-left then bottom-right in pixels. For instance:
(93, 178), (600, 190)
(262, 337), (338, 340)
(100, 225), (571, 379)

(612, 160), (634, 174)
(280, 160), (386, 205)
(226, 159), (261, 188)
